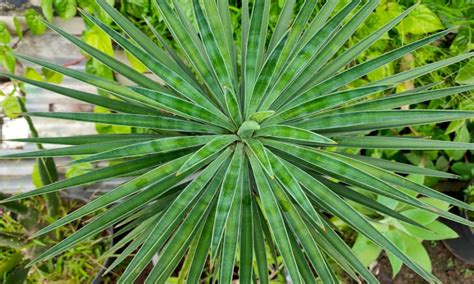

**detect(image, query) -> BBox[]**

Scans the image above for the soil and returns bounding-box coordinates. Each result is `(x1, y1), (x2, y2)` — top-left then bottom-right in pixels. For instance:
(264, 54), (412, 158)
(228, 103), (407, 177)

(371, 241), (474, 284)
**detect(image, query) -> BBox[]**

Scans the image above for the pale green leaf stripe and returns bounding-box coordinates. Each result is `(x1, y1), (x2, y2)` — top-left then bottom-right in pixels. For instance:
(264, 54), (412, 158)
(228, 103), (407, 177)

(1, 156), (162, 204)
(255, 125), (335, 144)
(211, 143), (244, 261)
(292, 110), (474, 133)
(0, 139), (152, 159)
(244, 139), (274, 178)
(32, 154), (191, 238)
(28, 112), (226, 134)
(334, 136), (474, 150)
(285, 0), (380, 98)
(9, 134), (161, 145)
(14, 53), (168, 112)
(325, 151), (474, 213)
(283, 28), (453, 109)
(119, 149), (232, 283)
(219, 172), (242, 284)
(252, 199), (269, 284)
(27, 156), (206, 267)
(187, 204), (215, 283)
(270, 85), (390, 123)
(248, 154), (303, 284)
(267, 0), (295, 51)
(193, 1), (234, 92)
(0, 73), (153, 115)
(153, 0), (224, 106)
(244, 0), (270, 111)
(42, 19), (165, 92)
(290, 166), (440, 283)
(261, 0), (361, 111)
(309, 4), (417, 87)
(81, 11), (222, 114)
(144, 174), (223, 284)
(177, 135), (238, 175)
(73, 136), (213, 164)
(270, 180), (336, 284)
(239, 163), (253, 283)
(131, 86), (235, 131)
(95, 0), (188, 80)
(341, 153), (458, 179)
(267, 151), (324, 229)
(314, 176), (425, 228)
(247, 31), (289, 117)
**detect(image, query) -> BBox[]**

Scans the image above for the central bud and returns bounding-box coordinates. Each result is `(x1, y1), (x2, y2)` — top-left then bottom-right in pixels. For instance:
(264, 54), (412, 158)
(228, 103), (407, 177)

(237, 120), (260, 139)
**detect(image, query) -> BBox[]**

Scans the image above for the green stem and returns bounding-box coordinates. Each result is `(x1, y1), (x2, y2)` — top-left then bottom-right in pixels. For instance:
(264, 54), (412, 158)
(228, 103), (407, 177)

(17, 97), (61, 219)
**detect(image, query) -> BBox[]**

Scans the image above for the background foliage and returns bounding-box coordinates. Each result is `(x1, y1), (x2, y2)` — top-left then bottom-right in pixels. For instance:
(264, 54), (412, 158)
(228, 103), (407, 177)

(0, 0), (473, 282)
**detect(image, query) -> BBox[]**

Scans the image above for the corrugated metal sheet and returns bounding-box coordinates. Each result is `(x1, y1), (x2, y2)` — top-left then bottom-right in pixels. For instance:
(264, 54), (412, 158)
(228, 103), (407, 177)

(0, 28), (101, 194)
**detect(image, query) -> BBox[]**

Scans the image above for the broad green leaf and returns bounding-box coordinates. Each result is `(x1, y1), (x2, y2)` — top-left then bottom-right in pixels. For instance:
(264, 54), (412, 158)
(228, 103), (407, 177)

(0, 21), (11, 44)
(24, 9), (46, 35)
(1, 96), (21, 119)
(456, 59), (474, 84)
(352, 234), (382, 267)
(53, 0), (76, 20)
(384, 229), (406, 277)
(401, 4), (444, 35)
(402, 220), (458, 241)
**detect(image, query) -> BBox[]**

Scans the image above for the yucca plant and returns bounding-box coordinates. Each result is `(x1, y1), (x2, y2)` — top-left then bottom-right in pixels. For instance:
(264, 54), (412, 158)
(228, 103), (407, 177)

(1, 0), (474, 283)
